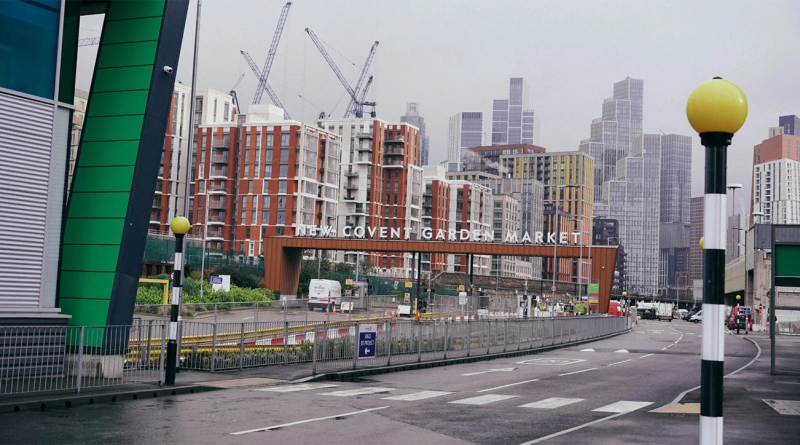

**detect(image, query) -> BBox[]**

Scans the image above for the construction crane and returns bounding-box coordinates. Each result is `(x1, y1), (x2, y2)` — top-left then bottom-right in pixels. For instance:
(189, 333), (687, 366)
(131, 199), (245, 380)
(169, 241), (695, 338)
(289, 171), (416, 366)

(357, 76), (375, 118)
(229, 72), (245, 115)
(78, 37), (99, 47)
(240, 51), (290, 119)
(305, 28), (378, 118)
(298, 95), (327, 120)
(251, 2), (291, 107)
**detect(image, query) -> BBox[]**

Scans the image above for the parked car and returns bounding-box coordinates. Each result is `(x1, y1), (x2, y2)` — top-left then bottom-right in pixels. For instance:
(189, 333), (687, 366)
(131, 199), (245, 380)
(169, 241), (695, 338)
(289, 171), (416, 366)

(690, 310), (703, 323)
(675, 309), (689, 319)
(683, 308), (700, 321)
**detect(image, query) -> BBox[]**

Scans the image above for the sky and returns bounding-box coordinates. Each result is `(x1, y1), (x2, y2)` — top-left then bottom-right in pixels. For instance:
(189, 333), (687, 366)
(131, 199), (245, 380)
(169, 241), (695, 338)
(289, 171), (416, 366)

(76, 0), (800, 214)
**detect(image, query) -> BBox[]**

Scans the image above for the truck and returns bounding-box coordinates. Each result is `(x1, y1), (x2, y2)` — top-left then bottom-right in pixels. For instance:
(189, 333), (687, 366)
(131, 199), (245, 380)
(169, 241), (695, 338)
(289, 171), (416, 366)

(656, 302), (674, 322)
(307, 279), (342, 311)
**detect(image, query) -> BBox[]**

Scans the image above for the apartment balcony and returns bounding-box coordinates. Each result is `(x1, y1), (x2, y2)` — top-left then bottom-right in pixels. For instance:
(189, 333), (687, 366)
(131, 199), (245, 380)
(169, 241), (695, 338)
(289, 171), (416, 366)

(212, 140), (230, 149)
(209, 199), (227, 209)
(343, 194), (356, 201)
(345, 170), (358, 177)
(384, 148), (404, 157)
(383, 159), (404, 168)
(205, 233), (224, 241)
(357, 132), (373, 139)
(208, 187), (227, 195)
(154, 188), (162, 195)
(207, 216), (226, 225)
(386, 135), (405, 144)
(357, 143), (373, 152)
(344, 182), (359, 191)
(211, 153), (229, 164)
(355, 157), (372, 165)
(151, 199), (162, 209)
(209, 170), (228, 179)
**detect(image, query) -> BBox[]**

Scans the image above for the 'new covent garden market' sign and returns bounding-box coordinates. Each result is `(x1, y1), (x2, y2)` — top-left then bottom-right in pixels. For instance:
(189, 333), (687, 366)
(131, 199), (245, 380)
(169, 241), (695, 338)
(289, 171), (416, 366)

(296, 224), (578, 244)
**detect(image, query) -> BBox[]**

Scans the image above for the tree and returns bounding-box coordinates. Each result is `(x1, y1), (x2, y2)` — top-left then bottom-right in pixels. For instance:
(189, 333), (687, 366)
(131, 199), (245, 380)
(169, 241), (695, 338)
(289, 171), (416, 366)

(212, 264), (261, 289)
(359, 260), (375, 276)
(333, 262), (354, 274)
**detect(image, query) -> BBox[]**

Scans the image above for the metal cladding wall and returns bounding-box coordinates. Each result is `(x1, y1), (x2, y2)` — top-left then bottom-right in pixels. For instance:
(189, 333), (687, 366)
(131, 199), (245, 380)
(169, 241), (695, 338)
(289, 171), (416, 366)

(263, 237), (619, 313)
(58, 0), (189, 343)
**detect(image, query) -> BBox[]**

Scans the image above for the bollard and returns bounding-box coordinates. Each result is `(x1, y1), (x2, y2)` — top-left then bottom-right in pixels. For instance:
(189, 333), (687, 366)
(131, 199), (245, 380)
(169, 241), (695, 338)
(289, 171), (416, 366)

(239, 323), (245, 370)
(283, 321), (289, 365)
(210, 323), (218, 373)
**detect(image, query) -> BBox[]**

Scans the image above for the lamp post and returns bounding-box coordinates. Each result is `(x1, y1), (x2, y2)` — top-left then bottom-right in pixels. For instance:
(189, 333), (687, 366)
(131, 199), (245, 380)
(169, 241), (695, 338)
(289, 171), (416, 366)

(753, 211), (765, 225)
(727, 183), (742, 259)
(166, 217), (191, 385)
(687, 77), (748, 445)
(553, 184), (578, 295)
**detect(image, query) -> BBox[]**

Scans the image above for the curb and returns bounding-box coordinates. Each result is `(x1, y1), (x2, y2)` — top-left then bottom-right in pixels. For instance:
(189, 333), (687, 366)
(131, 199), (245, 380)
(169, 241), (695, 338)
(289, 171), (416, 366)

(309, 328), (632, 382)
(0, 384), (220, 414)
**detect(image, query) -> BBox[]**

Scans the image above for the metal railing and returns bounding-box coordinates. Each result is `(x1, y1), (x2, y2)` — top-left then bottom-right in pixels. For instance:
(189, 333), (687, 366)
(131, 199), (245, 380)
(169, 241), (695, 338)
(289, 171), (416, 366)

(1, 322), (166, 397)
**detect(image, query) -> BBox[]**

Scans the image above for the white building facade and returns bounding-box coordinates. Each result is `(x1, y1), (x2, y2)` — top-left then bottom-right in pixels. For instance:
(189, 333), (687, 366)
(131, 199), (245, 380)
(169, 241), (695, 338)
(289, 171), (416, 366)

(753, 158), (800, 224)
(447, 112), (483, 171)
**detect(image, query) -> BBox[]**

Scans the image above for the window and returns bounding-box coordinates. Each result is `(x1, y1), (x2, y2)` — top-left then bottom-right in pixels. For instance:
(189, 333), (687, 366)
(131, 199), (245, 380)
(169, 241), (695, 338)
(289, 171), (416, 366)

(276, 227), (285, 236)
(224, 103), (230, 122)
(213, 99), (217, 121)
(245, 227), (251, 239)
(281, 133), (290, 146)
(252, 197), (258, 225)
(261, 226), (267, 239)
(279, 165), (288, 177)
(249, 242), (255, 256)
(266, 134), (274, 147)
(266, 149), (273, 162)
(241, 196), (247, 220)
(276, 211), (286, 224)
(198, 164), (204, 179)
(277, 196), (287, 209)
(280, 149), (289, 162)
(265, 165), (272, 176)
(248, 181), (253, 194)
(279, 181), (287, 193)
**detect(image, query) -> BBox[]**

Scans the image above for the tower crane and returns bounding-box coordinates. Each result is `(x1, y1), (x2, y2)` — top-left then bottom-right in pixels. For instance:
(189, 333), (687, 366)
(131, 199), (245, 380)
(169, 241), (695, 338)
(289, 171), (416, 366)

(298, 95), (327, 120)
(229, 72), (245, 115)
(241, 51), (290, 119)
(250, 2), (291, 109)
(305, 28), (378, 118)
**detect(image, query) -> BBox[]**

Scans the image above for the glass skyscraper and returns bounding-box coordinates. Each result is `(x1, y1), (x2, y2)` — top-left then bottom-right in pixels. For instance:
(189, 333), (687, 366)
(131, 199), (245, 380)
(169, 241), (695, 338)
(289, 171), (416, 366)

(400, 102), (429, 165)
(492, 78), (540, 146)
(447, 112), (483, 171)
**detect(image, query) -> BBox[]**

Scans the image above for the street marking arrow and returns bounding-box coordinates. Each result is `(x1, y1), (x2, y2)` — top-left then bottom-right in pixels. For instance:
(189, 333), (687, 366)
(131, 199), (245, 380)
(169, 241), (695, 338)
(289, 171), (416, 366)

(462, 367), (516, 376)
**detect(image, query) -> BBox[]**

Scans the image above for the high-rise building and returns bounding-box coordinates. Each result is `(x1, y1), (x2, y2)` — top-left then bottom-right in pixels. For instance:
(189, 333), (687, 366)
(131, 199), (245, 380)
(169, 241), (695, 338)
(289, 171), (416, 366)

(68, 89), (88, 192)
(499, 151), (594, 282)
(658, 134), (692, 298)
(750, 133), (800, 223)
(446, 180), (493, 275)
(422, 165), (452, 273)
(320, 117), (423, 278)
(593, 218), (625, 293)
(689, 197), (704, 282)
(726, 213), (747, 264)
(492, 78), (540, 146)
(463, 144), (545, 176)
(401, 102), (429, 165)
(192, 105), (341, 260)
(779, 115), (800, 135)
(447, 112), (483, 171)
(600, 134), (661, 296)
(579, 78), (644, 202)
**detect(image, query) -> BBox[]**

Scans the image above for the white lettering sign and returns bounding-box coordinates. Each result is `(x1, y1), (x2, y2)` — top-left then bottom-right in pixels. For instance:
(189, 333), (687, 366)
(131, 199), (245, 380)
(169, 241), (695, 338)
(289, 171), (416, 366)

(296, 224), (571, 244)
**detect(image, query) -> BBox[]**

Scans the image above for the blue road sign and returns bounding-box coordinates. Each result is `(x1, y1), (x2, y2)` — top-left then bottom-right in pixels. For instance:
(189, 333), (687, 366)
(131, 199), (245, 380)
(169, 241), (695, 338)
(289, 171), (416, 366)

(210, 276), (223, 285)
(357, 324), (377, 359)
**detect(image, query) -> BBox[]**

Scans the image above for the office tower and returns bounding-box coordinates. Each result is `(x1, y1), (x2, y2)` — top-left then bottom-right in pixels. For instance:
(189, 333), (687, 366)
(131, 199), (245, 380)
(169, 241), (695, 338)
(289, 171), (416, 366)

(750, 132), (800, 223)
(689, 197), (704, 281)
(779, 115), (800, 135)
(68, 89), (88, 192)
(400, 102), (429, 165)
(658, 134), (692, 298)
(193, 104), (341, 260)
(321, 117), (423, 278)
(447, 112), (483, 171)
(579, 78), (644, 202)
(492, 78), (540, 146)
(602, 135), (661, 296)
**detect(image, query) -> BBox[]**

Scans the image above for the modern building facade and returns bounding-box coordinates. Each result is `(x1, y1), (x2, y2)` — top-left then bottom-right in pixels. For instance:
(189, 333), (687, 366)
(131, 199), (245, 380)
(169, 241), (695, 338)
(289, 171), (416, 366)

(421, 165), (452, 273)
(68, 89), (89, 192)
(600, 134), (661, 296)
(750, 133), (800, 224)
(463, 144), (545, 176)
(779, 115), (800, 136)
(447, 112), (483, 171)
(321, 117), (422, 278)
(658, 134), (692, 298)
(491, 78), (540, 146)
(446, 180), (493, 276)
(579, 78), (644, 203)
(400, 102), (429, 165)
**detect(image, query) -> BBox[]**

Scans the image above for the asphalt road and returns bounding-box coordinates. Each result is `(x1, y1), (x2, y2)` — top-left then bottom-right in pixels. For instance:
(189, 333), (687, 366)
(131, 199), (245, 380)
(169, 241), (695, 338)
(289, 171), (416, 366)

(2, 319), (797, 444)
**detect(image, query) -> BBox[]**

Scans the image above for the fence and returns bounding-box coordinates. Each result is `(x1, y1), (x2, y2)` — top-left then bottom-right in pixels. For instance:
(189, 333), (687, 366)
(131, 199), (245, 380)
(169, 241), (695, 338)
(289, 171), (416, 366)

(1, 315), (631, 397)
(133, 300), (309, 321)
(311, 315), (630, 374)
(1, 322), (166, 397)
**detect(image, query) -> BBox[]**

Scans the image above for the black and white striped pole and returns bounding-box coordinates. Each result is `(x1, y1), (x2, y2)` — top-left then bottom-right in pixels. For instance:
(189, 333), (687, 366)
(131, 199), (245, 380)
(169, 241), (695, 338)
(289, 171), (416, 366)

(687, 77), (748, 445)
(166, 217), (191, 385)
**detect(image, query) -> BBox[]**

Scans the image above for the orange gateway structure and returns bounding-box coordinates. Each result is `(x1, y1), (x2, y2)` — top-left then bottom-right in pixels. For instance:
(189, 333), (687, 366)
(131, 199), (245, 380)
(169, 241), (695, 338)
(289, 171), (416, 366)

(262, 237), (619, 314)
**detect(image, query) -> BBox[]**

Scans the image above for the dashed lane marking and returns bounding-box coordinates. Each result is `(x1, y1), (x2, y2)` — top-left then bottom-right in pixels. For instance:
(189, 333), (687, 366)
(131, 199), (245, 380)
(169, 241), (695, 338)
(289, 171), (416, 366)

(382, 391), (454, 401)
(607, 359), (632, 367)
(231, 406), (390, 435)
(559, 368), (596, 376)
(639, 354), (654, 358)
(520, 398), (584, 409)
(448, 394), (517, 405)
(592, 401), (653, 413)
(476, 379), (539, 393)
(255, 383), (338, 392)
(319, 387), (395, 397)
(763, 399), (800, 415)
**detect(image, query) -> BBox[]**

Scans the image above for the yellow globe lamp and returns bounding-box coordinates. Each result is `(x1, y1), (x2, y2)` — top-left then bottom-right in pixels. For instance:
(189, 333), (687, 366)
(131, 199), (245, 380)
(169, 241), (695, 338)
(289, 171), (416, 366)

(686, 77), (748, 137)
(699, 236), (704, 250)
(622, 292), (627, 297)
(170, 216), (190, 235)
(736, 295), (741, 300)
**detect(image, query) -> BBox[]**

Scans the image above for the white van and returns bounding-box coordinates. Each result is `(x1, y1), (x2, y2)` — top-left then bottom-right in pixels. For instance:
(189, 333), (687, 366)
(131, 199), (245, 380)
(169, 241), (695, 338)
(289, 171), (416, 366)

(307, 279), (342, 311)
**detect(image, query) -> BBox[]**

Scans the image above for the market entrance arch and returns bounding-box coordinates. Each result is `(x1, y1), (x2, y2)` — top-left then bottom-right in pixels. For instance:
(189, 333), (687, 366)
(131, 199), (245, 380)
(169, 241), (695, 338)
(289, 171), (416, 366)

(263, 238), (619, 313)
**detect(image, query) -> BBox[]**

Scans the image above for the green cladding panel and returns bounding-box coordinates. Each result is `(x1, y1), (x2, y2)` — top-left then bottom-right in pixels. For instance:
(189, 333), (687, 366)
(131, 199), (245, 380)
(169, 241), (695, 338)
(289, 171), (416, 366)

(58, 0), (188, 336)
(775, 245), (800, 278)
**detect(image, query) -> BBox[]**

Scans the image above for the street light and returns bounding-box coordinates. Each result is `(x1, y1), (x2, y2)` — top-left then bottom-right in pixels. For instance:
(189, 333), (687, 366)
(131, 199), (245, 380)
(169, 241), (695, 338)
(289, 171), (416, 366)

(727, 183), (743, 259)
(752, 211), (766, 225)
(166, 217), (191, 385)
(687, 77), (748, 445)
(553, 184), (578, 296)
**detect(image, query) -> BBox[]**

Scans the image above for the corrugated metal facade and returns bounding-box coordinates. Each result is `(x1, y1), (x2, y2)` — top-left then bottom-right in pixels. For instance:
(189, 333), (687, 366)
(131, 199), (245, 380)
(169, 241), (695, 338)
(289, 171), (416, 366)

(0, 91), (55, 308)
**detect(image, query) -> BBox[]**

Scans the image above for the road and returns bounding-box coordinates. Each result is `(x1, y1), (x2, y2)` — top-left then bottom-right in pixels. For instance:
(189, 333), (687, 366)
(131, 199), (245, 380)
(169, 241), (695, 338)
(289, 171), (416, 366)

(2, 320), (797, 444)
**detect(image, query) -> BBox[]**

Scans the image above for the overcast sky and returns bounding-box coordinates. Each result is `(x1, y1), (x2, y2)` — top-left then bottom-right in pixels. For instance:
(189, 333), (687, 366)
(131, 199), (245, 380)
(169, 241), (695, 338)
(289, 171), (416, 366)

(77, 0), (800, 213)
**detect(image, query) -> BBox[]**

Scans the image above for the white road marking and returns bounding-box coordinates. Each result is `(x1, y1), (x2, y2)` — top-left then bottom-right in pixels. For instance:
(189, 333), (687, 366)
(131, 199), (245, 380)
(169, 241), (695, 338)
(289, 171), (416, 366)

(661, 347), (668, 350)
(516, 358), (585, 366)
(776, 381), (800, 385)
(382, 391), (453, 401)
(639, 354), (654, 359)
(607, 359), (632, 367)
(231, 406), (389, 435)
(520, 398), (584, 409)
(476, 379), (539, 393)
(319, 387), (395, 397)
(242, 316), (254, 320)
(593, 401), (653, 413)
(580, 348), (595, 352)
(462, 367), (516, 376)
(763, 399), (800, 415)
(449, 394), (517, 405)
(558, 368), (597, 376)
(255, 383), (338, 392)
(614, 349), (629, 353)
(518, 411), (629, 444)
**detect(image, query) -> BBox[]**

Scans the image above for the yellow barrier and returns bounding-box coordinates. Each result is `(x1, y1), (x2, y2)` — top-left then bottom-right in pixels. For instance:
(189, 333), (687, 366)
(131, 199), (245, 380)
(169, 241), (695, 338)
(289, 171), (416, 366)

(138, 278), (170, 305)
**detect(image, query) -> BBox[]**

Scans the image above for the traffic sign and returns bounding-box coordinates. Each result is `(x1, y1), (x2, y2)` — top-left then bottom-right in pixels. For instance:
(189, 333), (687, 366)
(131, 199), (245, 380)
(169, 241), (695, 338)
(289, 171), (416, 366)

(345, 289), (352, 297)
(170, 271), (174, 281)
(458, 284), (465, 292)
(345, 278), (353, 285)
(405, 281), (413, 288)
(458, 292), (467, 305)
(404, 293), (411, 304)
(551, 285), (557, 292)
(426, 288), (432, 293)
(210, 276), (223, 285)
(357, 324), (377, 359)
